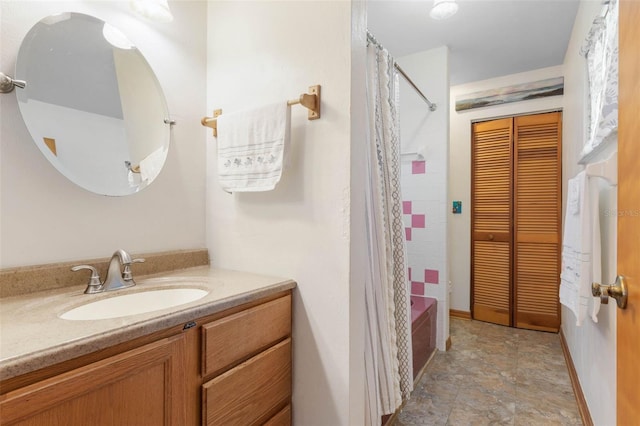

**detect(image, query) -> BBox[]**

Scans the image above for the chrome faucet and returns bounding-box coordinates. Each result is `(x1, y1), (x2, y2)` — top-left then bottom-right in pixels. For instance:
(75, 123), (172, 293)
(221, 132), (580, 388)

(102, 249), (135, 292)
(72, 249), (145, 294)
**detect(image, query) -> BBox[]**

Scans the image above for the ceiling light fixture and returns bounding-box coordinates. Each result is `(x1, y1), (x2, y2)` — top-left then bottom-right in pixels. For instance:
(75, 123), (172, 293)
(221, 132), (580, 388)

(130, 0), (174, 23)
(429, 0), (459, 20)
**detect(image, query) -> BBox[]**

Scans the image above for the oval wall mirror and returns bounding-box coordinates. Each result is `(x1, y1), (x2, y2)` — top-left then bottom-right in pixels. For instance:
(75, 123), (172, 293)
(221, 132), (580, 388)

(15, 12), (170, 196)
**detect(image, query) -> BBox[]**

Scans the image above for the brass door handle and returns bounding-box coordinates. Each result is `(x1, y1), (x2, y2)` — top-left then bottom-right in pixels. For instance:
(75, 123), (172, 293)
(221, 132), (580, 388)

(592, 275), (628, 309)
(488, 234), (494, 241)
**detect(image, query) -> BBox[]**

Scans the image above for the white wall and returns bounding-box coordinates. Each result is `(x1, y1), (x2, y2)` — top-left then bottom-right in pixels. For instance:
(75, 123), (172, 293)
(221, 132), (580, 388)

(114, 47), (168, 171)
(449, 65), (564, 312)
(349, 1), (367, 423)
(561, 1), (617, 424)
(205, 2), (365, 425)
(0, 1), (207, 267)
(398, 47), (450, 350)
(19, 100), (130, 195)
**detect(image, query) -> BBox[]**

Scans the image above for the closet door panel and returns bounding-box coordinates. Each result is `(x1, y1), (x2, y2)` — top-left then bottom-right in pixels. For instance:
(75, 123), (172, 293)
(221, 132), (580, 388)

(471, 118), (513, 326)
(473, 241), (511, 325)
(516, 243), (560, 330)
(514, 112), (561, 332)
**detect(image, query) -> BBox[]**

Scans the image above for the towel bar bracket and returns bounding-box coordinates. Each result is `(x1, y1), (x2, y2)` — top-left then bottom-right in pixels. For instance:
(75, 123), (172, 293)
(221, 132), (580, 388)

(308, 84), (321, 120)
(201, 109), (222, 137)
(0, 72), (26, 93)
(287, 84), (321, 120)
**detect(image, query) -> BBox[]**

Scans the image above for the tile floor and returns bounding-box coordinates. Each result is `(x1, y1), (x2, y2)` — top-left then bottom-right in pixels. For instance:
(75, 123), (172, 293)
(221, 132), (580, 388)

(395, 318), (582, 425)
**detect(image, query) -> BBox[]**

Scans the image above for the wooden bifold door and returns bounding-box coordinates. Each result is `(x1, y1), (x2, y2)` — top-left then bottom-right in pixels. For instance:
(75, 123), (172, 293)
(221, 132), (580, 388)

(471, 112), (561, 332)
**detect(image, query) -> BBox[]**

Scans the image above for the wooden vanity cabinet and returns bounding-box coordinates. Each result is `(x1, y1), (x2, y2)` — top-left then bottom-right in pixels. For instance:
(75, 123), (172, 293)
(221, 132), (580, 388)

(0, 335), (187, 425)
(0, 291), (292, 426)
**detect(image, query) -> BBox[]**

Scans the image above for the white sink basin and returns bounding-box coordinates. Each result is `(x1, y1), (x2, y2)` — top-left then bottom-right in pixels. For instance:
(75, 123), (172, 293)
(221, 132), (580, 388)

(60, 288), (209, 321)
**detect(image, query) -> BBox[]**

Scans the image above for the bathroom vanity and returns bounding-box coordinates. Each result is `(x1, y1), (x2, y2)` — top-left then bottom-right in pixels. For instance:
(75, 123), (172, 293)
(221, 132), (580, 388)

(0, 266), (295, 425)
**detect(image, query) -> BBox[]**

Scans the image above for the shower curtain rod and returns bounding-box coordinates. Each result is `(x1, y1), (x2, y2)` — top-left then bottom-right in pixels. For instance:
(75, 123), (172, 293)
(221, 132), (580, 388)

(366, 31), (438, 112)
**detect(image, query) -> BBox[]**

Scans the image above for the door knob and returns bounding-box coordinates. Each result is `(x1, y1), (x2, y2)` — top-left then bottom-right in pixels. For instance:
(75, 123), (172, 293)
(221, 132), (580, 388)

(592, 275), (628, 309)
(488, 234), (494, 241)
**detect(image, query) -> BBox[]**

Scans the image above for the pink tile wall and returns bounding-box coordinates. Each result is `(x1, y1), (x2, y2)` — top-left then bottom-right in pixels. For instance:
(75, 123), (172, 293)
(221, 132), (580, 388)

(412, 160), (425, 174)
(403, 201), (412, 214)
(402, 158), (442, 298)
(411, 280), (424, 296)
(411, 214), (425, 228)
(402, 201), (426, 241)
(408, 267), (439, 296)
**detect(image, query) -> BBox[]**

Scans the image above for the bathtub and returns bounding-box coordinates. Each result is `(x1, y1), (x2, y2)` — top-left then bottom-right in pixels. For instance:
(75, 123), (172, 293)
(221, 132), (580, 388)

(381, 296), (438, 426)
(410, 296), (437, 379)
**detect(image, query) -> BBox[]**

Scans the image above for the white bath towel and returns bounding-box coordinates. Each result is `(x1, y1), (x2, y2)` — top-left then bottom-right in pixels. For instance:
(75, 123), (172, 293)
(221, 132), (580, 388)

(216, 102), (290, 192)
(559, 171), (602, 326)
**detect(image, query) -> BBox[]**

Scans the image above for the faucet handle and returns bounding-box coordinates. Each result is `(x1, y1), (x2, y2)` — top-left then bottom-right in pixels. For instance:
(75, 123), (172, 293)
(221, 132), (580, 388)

(122, 258), (145, 281)
(71, 265), (103, 294)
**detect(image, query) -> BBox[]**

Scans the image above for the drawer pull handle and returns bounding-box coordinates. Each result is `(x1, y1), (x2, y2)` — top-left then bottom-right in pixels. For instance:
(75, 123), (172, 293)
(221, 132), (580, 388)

(183, 321), (197, 330)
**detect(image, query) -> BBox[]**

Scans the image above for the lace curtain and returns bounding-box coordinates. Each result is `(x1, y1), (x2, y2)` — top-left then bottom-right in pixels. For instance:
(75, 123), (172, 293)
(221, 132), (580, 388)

(580, 0), (618, 161)
(363, 41), (413, 425)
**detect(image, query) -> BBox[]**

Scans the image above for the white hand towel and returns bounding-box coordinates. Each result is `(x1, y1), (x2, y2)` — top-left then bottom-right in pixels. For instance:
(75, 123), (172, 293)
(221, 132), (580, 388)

(568, 177), (581, 215)
(216, 102), (290, 192)
(589, 177), (602, 322)
(559, 171), (602, 326)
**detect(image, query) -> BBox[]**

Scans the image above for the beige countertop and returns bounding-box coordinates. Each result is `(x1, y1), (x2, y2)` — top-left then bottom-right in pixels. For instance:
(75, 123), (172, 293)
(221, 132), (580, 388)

(0, 266), (296, 381)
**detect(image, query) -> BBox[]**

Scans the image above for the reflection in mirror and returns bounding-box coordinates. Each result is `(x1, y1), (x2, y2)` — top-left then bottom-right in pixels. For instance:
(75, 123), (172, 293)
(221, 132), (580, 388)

(15, 12), (170, 196)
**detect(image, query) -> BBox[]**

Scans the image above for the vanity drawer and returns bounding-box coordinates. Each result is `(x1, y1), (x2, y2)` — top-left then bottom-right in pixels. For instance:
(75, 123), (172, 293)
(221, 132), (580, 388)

(264, 404), (291, 426)
(201, 294), (291, 377)
(202, 338), (291, 425)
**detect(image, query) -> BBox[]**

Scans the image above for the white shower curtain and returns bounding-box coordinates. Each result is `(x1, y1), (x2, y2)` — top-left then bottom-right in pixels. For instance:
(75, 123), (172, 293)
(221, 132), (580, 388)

(364, 41), (413, 424)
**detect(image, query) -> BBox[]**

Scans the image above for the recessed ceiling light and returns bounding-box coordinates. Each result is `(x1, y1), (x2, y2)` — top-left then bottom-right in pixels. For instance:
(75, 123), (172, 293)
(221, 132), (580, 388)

(430, 0), (459, 20)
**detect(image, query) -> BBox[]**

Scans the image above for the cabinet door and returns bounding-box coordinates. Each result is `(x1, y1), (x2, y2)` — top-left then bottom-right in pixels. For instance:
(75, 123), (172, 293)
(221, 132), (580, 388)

(471, 117), (513, 326)
(0, 334), (186, 426)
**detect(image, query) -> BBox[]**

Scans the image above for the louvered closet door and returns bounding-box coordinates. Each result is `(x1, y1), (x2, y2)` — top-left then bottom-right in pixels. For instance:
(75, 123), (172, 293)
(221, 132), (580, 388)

(471, 118), (513, 326)
(514, 112), (561, 332)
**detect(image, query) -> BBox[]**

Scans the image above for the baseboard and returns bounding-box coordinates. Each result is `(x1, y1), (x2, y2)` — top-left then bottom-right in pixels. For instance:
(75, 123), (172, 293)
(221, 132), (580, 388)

(414, 349), (437, 386)
(559, 329), (594, 426)
(449, 309), (471, 320)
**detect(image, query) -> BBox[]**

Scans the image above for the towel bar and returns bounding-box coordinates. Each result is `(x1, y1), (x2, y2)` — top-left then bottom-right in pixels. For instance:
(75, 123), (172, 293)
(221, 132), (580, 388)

(585, 151), (617, 185)
(201, 85), (321, 137)
(124, 161), (140, 173)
